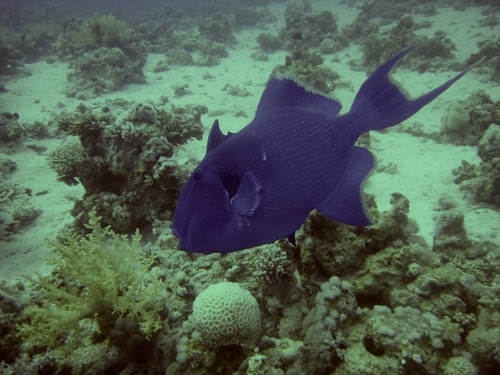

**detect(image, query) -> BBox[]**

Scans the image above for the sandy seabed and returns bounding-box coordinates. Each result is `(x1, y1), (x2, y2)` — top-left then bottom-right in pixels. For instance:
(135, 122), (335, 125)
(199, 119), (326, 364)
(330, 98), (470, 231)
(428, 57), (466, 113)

(0, 0), (498, 284)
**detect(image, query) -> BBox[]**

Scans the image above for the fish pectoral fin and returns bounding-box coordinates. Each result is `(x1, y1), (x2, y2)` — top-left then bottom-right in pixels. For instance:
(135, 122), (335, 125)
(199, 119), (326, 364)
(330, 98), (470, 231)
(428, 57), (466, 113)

(317, 147), (374, 226)
(232, 171), (263, 217)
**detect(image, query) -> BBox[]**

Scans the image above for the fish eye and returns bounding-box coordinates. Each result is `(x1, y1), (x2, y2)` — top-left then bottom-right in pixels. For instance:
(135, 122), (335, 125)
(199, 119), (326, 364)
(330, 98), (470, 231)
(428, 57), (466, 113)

(193, 171), (203, 180)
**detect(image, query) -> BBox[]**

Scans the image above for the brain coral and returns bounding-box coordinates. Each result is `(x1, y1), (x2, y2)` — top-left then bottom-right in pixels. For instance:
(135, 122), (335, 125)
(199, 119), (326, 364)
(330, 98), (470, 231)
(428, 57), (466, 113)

(192, 282), (261, 347)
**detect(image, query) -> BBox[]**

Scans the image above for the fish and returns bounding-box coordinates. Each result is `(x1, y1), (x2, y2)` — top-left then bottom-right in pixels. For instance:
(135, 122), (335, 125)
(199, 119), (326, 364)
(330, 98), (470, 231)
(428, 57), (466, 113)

(172, 45), (480, 254)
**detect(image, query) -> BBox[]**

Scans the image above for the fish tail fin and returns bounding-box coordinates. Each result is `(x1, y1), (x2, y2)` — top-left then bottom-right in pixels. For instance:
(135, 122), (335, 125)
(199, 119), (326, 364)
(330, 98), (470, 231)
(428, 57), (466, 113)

(350, 45), (482, 132)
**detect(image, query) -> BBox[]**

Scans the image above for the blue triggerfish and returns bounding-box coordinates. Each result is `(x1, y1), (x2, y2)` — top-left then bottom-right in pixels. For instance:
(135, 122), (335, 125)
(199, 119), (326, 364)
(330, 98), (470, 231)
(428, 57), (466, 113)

(172, 46), (479, 253)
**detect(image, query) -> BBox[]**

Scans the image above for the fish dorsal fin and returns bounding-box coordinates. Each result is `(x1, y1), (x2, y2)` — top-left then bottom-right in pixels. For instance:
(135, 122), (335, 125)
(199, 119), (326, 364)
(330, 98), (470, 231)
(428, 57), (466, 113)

(317, 146), (374, 226)
(206, 119), (234, 154)
(231, 171), (263, 218)
(256, 78), (342, 116)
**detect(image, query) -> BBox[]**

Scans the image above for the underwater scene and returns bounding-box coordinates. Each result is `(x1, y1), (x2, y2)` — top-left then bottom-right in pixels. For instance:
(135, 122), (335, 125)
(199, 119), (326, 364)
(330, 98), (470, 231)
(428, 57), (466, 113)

(0, 0), (499, 373)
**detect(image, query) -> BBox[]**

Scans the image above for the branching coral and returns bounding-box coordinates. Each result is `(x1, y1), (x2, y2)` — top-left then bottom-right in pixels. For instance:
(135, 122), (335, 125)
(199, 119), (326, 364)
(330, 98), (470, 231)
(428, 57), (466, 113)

(19, 210), (167, 358)
(46, 140), (89, 185)
(254, 245), (292, 284)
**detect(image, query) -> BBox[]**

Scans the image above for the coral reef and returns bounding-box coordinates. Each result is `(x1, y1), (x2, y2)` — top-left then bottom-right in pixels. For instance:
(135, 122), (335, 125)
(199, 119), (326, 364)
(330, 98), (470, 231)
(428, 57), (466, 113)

(338, 230), (499, 374)
(441, 91), (499, 146)
(442, 356), (478, 375)
(440, 103), (473, 143)
(6, 155), (500, 375)
(256, 6), (348, 55)
(0, 112), (23, 144)
(223, 84), (252, 97)
(359, 14), (416, 70)
(52, 14), (147, 98)
(56, 14), (133, 56)
(281, 8), (342, 51)
(353, 15), (456, 72)
(341, 13), (379, 43)
(433, 207), (471, 251)
(0, 283), (23, 367)
(358, 0), (413, 21)
(48, 101), (206, 233)
(1, 1), (499, 374)
(65, 46), (146, 99)
(0, 45), (25, 74)
(452, 124), (500, 207)
(198, 14), (236, 44)
(256, 33), (282, 53)
(288, 193), (419, 279)
(15, 211), (167, 372)
(467, 38), (500, 83)
(0, 3), (67, 62)
(301, 276), (357, 373)
(0, 178), (41, 240)
(273, 49), (340, 94)
(399, 90), (499, 146)
(162, 32), (230, 67)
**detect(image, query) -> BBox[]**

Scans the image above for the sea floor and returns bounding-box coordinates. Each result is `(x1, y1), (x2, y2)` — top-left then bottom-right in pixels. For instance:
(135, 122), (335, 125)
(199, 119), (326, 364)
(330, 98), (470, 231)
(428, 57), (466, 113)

(0, 1), (499, 373)
(1, 1), (498, 281)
